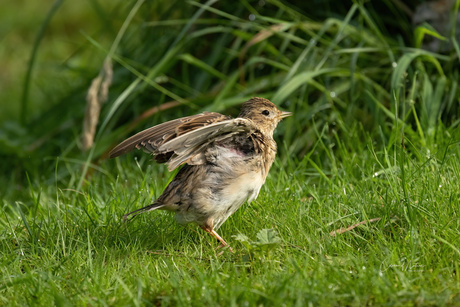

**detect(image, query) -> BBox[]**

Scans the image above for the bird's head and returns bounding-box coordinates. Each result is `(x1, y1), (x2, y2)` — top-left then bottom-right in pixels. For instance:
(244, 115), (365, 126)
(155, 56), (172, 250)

(238, 97), (291, 136)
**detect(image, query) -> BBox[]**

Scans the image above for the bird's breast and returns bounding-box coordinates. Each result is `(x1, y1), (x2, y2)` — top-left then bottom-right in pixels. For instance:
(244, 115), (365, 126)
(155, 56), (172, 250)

(208, 145), (267, 204)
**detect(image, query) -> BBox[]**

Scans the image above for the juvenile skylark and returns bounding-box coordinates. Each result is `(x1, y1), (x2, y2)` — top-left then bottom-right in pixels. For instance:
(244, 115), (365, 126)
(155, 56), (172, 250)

(110, 97), (291, 248)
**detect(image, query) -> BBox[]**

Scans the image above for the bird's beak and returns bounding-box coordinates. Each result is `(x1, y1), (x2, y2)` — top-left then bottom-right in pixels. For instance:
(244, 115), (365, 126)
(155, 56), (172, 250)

(279, 111), (292, 119)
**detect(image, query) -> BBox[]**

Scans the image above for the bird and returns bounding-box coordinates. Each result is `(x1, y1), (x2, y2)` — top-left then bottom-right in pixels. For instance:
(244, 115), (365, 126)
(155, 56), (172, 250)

(109, 97), (291, 249)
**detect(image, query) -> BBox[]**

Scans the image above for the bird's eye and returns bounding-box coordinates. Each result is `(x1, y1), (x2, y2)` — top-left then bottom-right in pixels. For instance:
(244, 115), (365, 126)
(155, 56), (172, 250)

(261, 110), (270, 116)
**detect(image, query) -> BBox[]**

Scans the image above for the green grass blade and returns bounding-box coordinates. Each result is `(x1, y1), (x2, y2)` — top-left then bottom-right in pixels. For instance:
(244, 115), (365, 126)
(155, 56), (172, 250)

(20, 0), (64, 125)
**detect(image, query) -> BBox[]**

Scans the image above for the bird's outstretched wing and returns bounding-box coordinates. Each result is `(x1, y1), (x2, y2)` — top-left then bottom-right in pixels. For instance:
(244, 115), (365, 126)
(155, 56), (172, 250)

(157, 117), (257, 170)
(109, 112), (229, 160)
(109, 112), (257, 170)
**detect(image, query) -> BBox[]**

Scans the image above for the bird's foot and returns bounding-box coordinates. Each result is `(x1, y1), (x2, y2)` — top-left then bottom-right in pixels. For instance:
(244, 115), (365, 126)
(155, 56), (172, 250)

(217, 244), (234, 256)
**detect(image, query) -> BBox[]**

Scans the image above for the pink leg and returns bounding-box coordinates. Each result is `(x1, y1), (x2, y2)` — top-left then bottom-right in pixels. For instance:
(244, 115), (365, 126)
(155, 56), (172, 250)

(200, 225), (233, 251)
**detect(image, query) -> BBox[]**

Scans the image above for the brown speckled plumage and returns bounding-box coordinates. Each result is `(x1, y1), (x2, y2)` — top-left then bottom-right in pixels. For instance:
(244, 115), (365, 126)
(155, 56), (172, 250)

(110, 97), (291, 249)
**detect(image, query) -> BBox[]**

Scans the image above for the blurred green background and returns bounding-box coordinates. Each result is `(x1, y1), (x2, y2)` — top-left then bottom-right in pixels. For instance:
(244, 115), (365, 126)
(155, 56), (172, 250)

(0, 0), (116, 121)
(1, 0), (459, 203)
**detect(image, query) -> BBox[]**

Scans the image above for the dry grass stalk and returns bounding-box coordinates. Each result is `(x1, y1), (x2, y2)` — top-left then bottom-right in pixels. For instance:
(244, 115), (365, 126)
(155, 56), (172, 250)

(81, 58), (113, 151)
(329, 217), (382, 237)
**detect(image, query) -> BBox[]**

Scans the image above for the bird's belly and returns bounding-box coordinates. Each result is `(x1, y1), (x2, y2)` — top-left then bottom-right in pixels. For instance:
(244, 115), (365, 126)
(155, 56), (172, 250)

(210, 170), (264, 229)
(220, 170), (263, 205)
(174, 167), (264, 230)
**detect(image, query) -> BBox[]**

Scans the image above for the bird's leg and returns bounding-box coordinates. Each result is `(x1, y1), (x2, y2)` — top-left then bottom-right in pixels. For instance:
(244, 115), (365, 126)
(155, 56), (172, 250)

(200, 225), (233, 252)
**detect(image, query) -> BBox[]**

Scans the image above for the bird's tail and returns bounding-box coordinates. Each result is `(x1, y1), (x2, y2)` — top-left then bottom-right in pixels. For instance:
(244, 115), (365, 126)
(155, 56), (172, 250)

(123, 202), (165, 222)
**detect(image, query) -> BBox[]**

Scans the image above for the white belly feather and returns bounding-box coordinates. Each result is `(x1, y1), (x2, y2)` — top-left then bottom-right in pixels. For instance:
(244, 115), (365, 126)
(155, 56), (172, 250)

(175, 146), (266, 230)
(211, 146), (265, 229)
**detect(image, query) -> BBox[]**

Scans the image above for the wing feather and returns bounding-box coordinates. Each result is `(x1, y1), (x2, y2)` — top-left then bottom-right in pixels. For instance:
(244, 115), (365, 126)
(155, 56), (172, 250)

(109, 112), (228, 159)
(158, 118), (256, 171)
(110, 112), (257, 171)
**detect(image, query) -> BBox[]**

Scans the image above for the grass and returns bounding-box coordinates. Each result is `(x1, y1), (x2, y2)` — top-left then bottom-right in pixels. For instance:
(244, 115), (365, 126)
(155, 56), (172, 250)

(1, 125), (459, 305)
(1, 0), (460, 305)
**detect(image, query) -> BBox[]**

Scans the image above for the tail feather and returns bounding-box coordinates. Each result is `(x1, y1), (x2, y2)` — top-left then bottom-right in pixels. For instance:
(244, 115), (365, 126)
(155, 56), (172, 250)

(123, 202), (165, 222)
